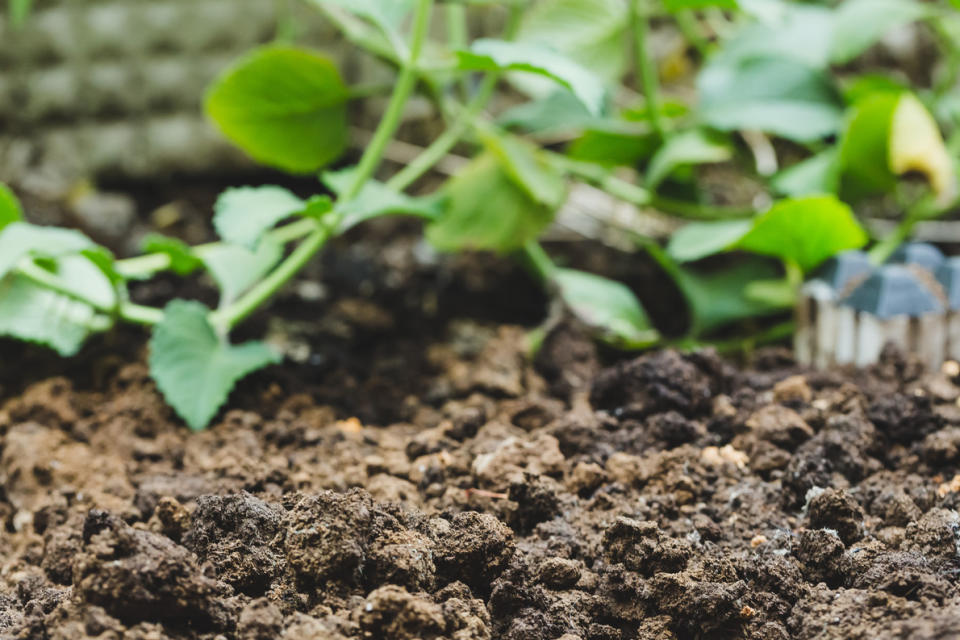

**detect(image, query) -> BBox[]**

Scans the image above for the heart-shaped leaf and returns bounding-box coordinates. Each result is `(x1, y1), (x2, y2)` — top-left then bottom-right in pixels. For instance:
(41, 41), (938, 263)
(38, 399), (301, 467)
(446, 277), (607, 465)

(149, 300), (280, 431)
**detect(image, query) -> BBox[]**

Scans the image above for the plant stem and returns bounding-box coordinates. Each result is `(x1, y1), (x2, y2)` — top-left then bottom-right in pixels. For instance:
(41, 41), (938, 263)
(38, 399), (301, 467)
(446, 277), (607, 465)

(213, 0), (435, 331)
(931, 12), (960, 97)
(342, 0), (434, 201)
(120, 303), (166, 326)
(387, 74), (498, 191)
(547, 152), (754, 220)
(868, 196), (941, 264)
(387, 6), (521, 192)
(445, 2), (470, 99)
(521, 241), (558, 284)
(632, 0), (666, 138)
(674, 11), (710, 58)
(17, 260), (164, 325)
(211, 225), (331, 330)
(115, 217), (318, 279)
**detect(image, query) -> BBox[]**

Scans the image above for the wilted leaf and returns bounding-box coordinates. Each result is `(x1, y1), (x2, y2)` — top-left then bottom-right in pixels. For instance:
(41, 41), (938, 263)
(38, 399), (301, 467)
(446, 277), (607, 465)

(889, 93), (957, 205)
(840, 91), (955, 204)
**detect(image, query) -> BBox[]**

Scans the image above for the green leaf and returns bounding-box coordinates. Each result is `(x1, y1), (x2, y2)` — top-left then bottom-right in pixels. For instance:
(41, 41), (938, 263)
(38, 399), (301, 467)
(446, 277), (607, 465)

(213, 186), (307, 249)
(770, 148), (841, 197)
(0, 222), (95, 280)
(830, 0), (928, 64)
(554, 268), (659, 348)
(457, 39), (607, 116)
(737, 196), (868, 272)
(427, 152), (555, 253)
(843, 74), (909, 104)
(839, 91), (954, 203)
(697, 57), (843, 142)
(483, 133), (567, 210)
(0, 274), (104, 356)
(662, 0), (736, 9)
(499, 90), (600, 135)
(205, 46), (349, 174)
(838, 91), (901, 198)
(0, 184), (24, 231)
(52, 254), (117, 310)
(666, 219), (753, 263)
(567, 124), (659, 167)
(149, 300), (280, 431)
(646, 242), (787, 336)
(141, 234), (203, 276)
(9, 0), (33, 27)
(201, 238), (283, 307)
(514, 0), (629, 87)
(714, 3), (834, 69)
(322, 169), (442, 232)
(311, 0), (414, 40)
(674, 258), (788, 335)
(646, 129), (733, 189)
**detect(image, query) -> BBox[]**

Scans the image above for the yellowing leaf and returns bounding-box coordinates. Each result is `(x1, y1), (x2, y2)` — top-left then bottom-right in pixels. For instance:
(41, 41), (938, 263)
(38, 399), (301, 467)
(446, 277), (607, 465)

(889, 94), (957, 206)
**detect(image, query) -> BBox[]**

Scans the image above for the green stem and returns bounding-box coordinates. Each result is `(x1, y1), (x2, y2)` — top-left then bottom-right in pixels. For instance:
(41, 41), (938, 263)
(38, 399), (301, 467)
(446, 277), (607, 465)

(115, 216), (318, 279)
(342, 0), (434, 201)
(548, 153), (754, 220)
(931, 13), (960, 97)
(521, 241), (558, 284)
(632, 0), (666, 138)
(387, 7), (521, 192)
(445, 2), (471, 99)
(868, 196), (941, 264)
(120, 303), (166, 326)
(674, 11), (710, 58)
(211, 225), (331, 330)
(17, 260), (164, 325)
(387, 74), (498, 191)
(213, 0), (435, 331)
(784, 259), (803, 290)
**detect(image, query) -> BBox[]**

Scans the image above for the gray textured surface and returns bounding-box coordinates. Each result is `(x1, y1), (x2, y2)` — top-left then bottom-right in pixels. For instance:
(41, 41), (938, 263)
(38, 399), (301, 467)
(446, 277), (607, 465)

(0, 0), (356, 179)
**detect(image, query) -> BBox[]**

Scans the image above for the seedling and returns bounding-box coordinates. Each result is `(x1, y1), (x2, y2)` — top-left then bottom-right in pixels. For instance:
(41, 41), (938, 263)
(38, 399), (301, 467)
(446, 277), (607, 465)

(2, 0), (959, 428)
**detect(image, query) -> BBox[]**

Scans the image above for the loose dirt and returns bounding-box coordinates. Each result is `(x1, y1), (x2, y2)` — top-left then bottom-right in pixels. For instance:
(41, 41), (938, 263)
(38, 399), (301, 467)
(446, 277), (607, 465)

(3, 233), (960, 640)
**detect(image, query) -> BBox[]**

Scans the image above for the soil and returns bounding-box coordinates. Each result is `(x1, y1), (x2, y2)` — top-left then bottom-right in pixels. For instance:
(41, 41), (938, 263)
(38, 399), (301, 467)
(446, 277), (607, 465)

(3, 226), (960, 640)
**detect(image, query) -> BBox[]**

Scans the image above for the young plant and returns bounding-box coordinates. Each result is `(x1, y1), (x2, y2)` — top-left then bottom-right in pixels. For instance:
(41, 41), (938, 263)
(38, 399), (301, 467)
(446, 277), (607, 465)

(2, 0), (959, 428)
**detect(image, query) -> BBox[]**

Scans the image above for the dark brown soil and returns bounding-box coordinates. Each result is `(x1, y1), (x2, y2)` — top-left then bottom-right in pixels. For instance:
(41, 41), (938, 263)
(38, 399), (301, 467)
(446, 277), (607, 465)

(4, 231), (960, 640)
